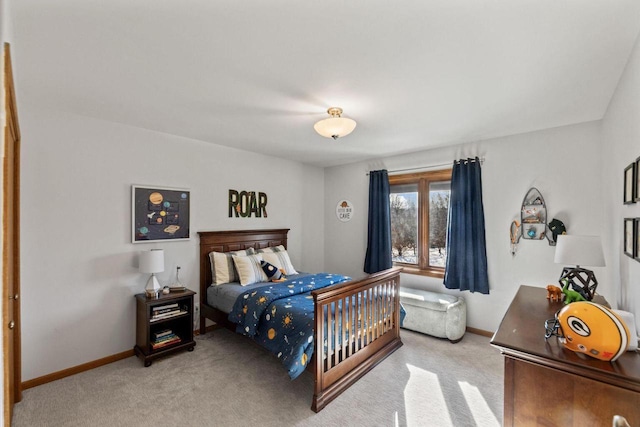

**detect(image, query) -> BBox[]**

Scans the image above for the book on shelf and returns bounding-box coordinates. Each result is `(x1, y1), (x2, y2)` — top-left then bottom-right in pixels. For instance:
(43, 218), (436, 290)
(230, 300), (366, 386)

(152, 303), (179, 312)
(153, 333), (178, 344)
(153, 329), (173, 340)
(150, 310), (187, 322)
(152, 307), (179, 315)
(152, 309), (181, 318)
(151, 336), (181, 350)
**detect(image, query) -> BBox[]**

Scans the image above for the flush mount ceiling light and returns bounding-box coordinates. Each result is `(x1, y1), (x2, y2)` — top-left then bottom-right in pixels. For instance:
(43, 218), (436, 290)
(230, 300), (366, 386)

(313, 107), (357, 140)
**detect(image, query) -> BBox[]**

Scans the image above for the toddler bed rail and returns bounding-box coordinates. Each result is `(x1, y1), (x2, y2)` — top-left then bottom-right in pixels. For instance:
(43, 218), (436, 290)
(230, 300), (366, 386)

(198, 229), (402, 412)
(312, 267), (402, 412)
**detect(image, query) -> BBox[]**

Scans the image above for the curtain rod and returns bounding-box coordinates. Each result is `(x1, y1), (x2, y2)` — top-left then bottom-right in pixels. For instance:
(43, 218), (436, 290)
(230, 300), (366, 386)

(366, 157), (485, 176)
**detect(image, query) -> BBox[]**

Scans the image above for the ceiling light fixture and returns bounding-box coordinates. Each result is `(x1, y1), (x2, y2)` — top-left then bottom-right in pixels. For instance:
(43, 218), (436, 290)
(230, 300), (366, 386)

(314, 107), (357, 140)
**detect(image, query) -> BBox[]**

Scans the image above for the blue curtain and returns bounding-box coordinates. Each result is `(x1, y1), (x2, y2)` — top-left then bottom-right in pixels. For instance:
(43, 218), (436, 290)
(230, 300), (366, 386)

(364, 170), (392, 274)
(444, 158), (489, 294)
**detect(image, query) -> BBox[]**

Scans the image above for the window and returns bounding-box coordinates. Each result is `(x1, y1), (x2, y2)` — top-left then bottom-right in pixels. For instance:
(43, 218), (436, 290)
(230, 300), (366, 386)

(389, 169), (452, 278)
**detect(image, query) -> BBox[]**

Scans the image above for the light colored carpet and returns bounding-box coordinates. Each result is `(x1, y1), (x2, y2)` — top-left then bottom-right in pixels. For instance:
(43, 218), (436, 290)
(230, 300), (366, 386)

(13, 329), (503, 427)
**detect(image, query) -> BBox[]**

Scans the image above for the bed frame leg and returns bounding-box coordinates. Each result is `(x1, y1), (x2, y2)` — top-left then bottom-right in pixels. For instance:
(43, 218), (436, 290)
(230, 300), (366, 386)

(199, 315), (206, 335)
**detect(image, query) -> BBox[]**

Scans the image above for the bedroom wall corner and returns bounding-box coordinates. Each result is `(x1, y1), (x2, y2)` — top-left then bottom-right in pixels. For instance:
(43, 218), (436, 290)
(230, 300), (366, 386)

(18, 106), (325, 382)
(324, 166), (370, 280)
(300, 166), (325, 274)
(324, 121), (603, 333)
(601, 28), (640, 334)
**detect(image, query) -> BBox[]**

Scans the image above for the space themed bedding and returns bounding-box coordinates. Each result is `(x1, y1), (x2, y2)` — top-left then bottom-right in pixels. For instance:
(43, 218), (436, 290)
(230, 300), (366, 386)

(199, 229), (403, 412)
(228, 273), (351, 379)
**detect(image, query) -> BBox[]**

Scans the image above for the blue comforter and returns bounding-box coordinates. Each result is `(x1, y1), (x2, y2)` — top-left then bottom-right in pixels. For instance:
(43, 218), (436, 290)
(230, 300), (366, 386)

(228, 273), (350, 379)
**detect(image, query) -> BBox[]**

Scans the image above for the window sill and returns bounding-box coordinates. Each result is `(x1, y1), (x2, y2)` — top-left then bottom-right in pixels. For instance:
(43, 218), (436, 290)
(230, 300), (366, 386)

(394, 264), (445, 279)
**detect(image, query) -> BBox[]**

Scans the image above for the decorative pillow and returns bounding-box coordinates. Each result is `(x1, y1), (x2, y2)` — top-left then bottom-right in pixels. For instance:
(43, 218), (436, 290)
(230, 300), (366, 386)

(261, 250), (298, 275)
(209, 248), (255, 285)
(232, 254), (268, 286)
(260, 260), (283, 281)
(256, 245), (286, 254)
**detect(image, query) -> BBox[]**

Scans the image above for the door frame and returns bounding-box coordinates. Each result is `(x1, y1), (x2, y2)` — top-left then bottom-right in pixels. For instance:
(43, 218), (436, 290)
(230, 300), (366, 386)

(3, 41), (22, 425)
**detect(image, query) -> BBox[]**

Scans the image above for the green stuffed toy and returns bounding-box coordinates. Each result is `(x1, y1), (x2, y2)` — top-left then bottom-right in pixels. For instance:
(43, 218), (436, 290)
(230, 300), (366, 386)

(561, 279), (586, 304)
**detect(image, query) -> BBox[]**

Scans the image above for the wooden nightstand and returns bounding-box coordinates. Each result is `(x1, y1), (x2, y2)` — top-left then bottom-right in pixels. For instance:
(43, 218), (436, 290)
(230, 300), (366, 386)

(134, 290), (196, 367)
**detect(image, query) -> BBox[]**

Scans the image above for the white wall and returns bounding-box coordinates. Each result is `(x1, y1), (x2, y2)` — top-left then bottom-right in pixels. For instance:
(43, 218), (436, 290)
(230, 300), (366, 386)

(325, 121), (603, 332)
(602, 31), (640, 332)
(19, 106), (324, 381)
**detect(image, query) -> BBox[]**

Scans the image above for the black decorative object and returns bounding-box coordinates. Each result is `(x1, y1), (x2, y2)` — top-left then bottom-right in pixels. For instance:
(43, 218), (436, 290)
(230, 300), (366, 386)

(548, 218), (566, 243)
(554, 235), (605, 302)
(624, 163), (635, 204)
(558, 267), (598, 301)
(635, 218), (640, 262)
(636, 157), (640, 202)
(624, 218), (635, 258)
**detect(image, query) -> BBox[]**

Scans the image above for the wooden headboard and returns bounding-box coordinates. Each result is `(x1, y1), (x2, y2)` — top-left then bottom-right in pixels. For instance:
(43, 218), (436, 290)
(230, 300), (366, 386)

(198, 229), (289, 327)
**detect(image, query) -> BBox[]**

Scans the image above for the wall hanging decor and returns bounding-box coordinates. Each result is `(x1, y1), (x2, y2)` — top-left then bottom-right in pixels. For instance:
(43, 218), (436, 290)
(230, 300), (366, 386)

(132, 185), (190, 243)
(515, 187), (555, 246)
(635, 157), (640, 202)
(624, 218), (635, 258)
(635, 218), (640, 262)
(336, 200), (354, 222)
(509, 220), (520, 256)
(624, 162), (635, 204)
(228, 189), (268, 218)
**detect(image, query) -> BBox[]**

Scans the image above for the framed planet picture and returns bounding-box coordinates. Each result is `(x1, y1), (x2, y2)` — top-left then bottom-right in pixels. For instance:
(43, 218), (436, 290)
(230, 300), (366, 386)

(132, 185), (190, 243)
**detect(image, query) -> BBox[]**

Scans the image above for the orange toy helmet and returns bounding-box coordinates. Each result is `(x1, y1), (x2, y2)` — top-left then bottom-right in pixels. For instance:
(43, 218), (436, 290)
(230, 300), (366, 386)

(551, 302), (630, 362)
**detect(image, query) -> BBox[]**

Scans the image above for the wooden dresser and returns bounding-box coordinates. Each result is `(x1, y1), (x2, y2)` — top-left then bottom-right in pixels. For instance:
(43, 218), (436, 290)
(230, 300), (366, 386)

(491, 285), (640, 426)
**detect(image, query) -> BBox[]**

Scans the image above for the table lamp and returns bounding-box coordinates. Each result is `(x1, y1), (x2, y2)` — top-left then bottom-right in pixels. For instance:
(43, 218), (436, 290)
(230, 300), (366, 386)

(139, 249), (164, 298)
(554, 235), (605, 301)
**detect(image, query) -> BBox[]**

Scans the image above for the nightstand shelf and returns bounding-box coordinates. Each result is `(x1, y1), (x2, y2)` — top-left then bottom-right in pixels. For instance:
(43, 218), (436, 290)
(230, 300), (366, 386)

(134, 290), (196, 367)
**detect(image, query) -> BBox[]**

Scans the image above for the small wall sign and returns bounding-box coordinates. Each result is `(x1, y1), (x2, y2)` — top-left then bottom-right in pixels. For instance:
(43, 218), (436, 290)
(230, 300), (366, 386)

(229, 189), (268, 218)
(336, 200), (354, 222)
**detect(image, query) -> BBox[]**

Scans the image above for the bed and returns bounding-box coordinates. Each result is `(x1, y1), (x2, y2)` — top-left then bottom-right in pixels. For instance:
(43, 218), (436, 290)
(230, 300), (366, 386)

(198, 228), (403, 412)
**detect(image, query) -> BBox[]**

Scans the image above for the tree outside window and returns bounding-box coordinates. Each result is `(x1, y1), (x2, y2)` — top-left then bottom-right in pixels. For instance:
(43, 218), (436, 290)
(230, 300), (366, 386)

(389, 169), (452, 278)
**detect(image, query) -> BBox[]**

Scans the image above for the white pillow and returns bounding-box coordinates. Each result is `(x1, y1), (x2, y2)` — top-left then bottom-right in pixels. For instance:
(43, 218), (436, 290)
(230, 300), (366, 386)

(261, 251), (298, 275)
(256, 245), (285, 254)
(209, 248), (254, 285)
(613, 309), (638, 351)
(232, 254), (268, 286)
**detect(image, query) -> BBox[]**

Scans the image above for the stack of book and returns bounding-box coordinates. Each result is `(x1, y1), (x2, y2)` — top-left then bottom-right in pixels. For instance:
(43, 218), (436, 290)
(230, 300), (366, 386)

(151, 329), (181, 350)
(150, 302), (185, 322)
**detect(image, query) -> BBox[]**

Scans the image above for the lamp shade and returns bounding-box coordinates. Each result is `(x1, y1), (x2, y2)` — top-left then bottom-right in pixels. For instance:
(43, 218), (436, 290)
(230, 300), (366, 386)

(554, 235), (605, 267)
(314, 107), (356, 140)
(139, 249), (164, 273)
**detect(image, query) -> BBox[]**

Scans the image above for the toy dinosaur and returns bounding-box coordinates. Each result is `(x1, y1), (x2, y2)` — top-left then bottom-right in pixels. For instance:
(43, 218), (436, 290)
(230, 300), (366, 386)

(561, 279), (586, 304)
(546, 284), (563, 302)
